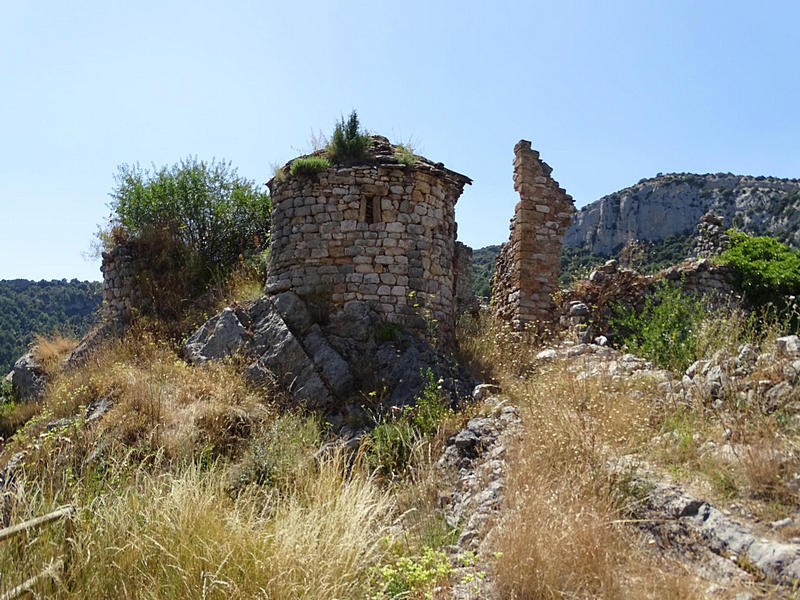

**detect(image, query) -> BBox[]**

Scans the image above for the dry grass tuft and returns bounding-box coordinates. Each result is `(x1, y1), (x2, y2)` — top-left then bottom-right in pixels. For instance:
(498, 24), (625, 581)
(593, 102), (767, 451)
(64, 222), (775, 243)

(2, 325), (271, 488)
(456, 312), (551, 382)
(33, 332), (78, 376)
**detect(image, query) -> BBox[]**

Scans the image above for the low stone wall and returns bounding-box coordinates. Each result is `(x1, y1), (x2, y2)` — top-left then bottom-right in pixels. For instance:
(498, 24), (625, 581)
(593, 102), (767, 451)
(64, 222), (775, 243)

(663, 258), (738, 298)
(560, 258), (742, 343)
(100, 242), (146, 323)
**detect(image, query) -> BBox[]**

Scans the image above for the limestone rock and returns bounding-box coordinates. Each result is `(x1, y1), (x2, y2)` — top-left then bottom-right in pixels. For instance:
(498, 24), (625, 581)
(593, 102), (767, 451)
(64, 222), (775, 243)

(472, 383), (500, 402)
(301, 325), (354, 397)
(244, 302), (334, 408)
(183, 307), (250, 363)
(776, 335), (800, 358)
(11, 351), (46, 401)
(64, 319), (123, 370)
(184, 293), (473, 413)
(271, 291), (313, 336)
(565, 173), (800, 256)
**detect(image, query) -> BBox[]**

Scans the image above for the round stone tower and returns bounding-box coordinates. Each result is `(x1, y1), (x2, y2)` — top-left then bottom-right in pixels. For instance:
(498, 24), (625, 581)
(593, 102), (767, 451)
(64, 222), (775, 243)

(266, 136), (471, 347)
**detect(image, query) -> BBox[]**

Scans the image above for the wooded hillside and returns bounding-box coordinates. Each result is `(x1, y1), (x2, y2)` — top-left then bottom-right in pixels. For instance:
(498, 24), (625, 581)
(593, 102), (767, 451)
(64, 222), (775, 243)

(0, 279), (101, 374)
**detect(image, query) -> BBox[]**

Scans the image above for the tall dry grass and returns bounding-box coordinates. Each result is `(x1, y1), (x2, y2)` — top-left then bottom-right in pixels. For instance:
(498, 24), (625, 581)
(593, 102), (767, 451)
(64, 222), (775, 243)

(456, 312), (550, 382)
(0, 451), (393, 600)
(491, 363), (698, 599)
(456, 317), (700, 598)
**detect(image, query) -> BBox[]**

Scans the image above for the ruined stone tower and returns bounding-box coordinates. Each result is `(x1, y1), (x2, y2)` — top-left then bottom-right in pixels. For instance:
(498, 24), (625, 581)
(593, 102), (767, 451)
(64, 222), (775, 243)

(492, 140), (575, 328)
(266, 136), (472, 347)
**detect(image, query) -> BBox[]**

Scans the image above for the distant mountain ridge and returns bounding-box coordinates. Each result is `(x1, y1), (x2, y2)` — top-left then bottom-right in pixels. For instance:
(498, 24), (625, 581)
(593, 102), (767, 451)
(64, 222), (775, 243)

(565, 173), (800, 255)
(0, 279), (101, 375)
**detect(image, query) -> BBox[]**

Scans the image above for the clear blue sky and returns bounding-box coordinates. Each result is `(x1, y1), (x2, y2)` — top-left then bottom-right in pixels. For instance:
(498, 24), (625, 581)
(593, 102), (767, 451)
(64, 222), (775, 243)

(1, 0), (798, 281)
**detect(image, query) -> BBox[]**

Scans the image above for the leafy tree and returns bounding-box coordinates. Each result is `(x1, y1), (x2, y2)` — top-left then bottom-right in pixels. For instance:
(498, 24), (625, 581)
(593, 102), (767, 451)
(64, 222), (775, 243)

(108, 157), (271, 281)
(472, 245), (501, 298)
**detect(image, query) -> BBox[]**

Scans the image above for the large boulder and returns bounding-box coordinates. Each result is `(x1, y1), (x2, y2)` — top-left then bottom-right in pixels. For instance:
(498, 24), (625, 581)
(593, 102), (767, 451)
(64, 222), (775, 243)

(243, 301), (335, 408)
(11, 351), (46, 401)
(183, 307), (250, 363)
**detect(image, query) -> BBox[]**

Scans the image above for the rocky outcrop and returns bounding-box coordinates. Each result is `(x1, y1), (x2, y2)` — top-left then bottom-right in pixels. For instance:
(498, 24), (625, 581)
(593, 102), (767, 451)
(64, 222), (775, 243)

(566, 173), (800, 255)
(437, 385), (521, 599)
(183, 292), (476, 420)
(10, 351), (45, 401)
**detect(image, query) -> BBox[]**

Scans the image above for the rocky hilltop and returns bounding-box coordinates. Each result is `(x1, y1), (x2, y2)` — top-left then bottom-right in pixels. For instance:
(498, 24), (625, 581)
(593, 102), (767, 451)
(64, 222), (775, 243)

(565, 173), (800, 255)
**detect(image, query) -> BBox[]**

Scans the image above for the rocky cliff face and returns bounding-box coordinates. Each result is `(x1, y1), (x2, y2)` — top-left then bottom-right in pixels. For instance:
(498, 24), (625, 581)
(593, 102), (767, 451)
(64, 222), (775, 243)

(565, 173), (800, 255)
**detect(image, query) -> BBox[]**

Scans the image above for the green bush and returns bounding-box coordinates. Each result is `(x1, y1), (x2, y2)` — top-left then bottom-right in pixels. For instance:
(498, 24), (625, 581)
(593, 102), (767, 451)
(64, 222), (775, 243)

(108, 157), (271, 285)
(719, 230), (800, 306)
(238, 413), (320, 489)
(364, 369), (451, 477)
(327, 111), (371, 164)
(0, 379), (12, 403)
(289, 155), (331, 177)
(365, 420), (417, 478)
(610, 281), (707, 372)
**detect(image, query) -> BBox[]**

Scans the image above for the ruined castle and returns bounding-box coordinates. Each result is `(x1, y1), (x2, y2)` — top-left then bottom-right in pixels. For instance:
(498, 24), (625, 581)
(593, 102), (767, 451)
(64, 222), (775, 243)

(101, 136), (576, 346)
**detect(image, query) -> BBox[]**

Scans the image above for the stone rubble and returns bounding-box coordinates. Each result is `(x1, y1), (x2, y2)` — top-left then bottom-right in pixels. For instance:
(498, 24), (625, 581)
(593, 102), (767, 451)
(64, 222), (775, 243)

(533, 338), (800, 592)
(696, 211), (731, 258)
(437, 389), (522, 599)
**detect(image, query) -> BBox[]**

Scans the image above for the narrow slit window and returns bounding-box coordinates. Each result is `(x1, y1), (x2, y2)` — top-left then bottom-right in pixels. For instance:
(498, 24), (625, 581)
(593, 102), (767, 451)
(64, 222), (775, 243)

(363, 196), (380, 225)
(365, 197), (375, 225)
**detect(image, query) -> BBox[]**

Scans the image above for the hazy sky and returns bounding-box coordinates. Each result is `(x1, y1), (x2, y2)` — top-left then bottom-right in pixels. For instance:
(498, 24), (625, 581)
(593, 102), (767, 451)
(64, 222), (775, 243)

(1, 0), (798, 281)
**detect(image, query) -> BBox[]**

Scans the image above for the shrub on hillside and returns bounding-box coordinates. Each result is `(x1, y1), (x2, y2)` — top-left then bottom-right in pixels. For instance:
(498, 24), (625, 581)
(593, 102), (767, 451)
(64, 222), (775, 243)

(610, 281), (707, 372)
(719, 230), (800, 306)
(364, 368), (451, 478)
(107, 157), (270, 290)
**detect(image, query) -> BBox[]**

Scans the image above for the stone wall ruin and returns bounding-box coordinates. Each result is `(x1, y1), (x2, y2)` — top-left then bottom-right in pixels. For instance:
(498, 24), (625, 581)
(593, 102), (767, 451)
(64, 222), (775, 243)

(492, 140), (575, 329)
(100, 242), (146, 323)
(98, 136), (473, 352)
